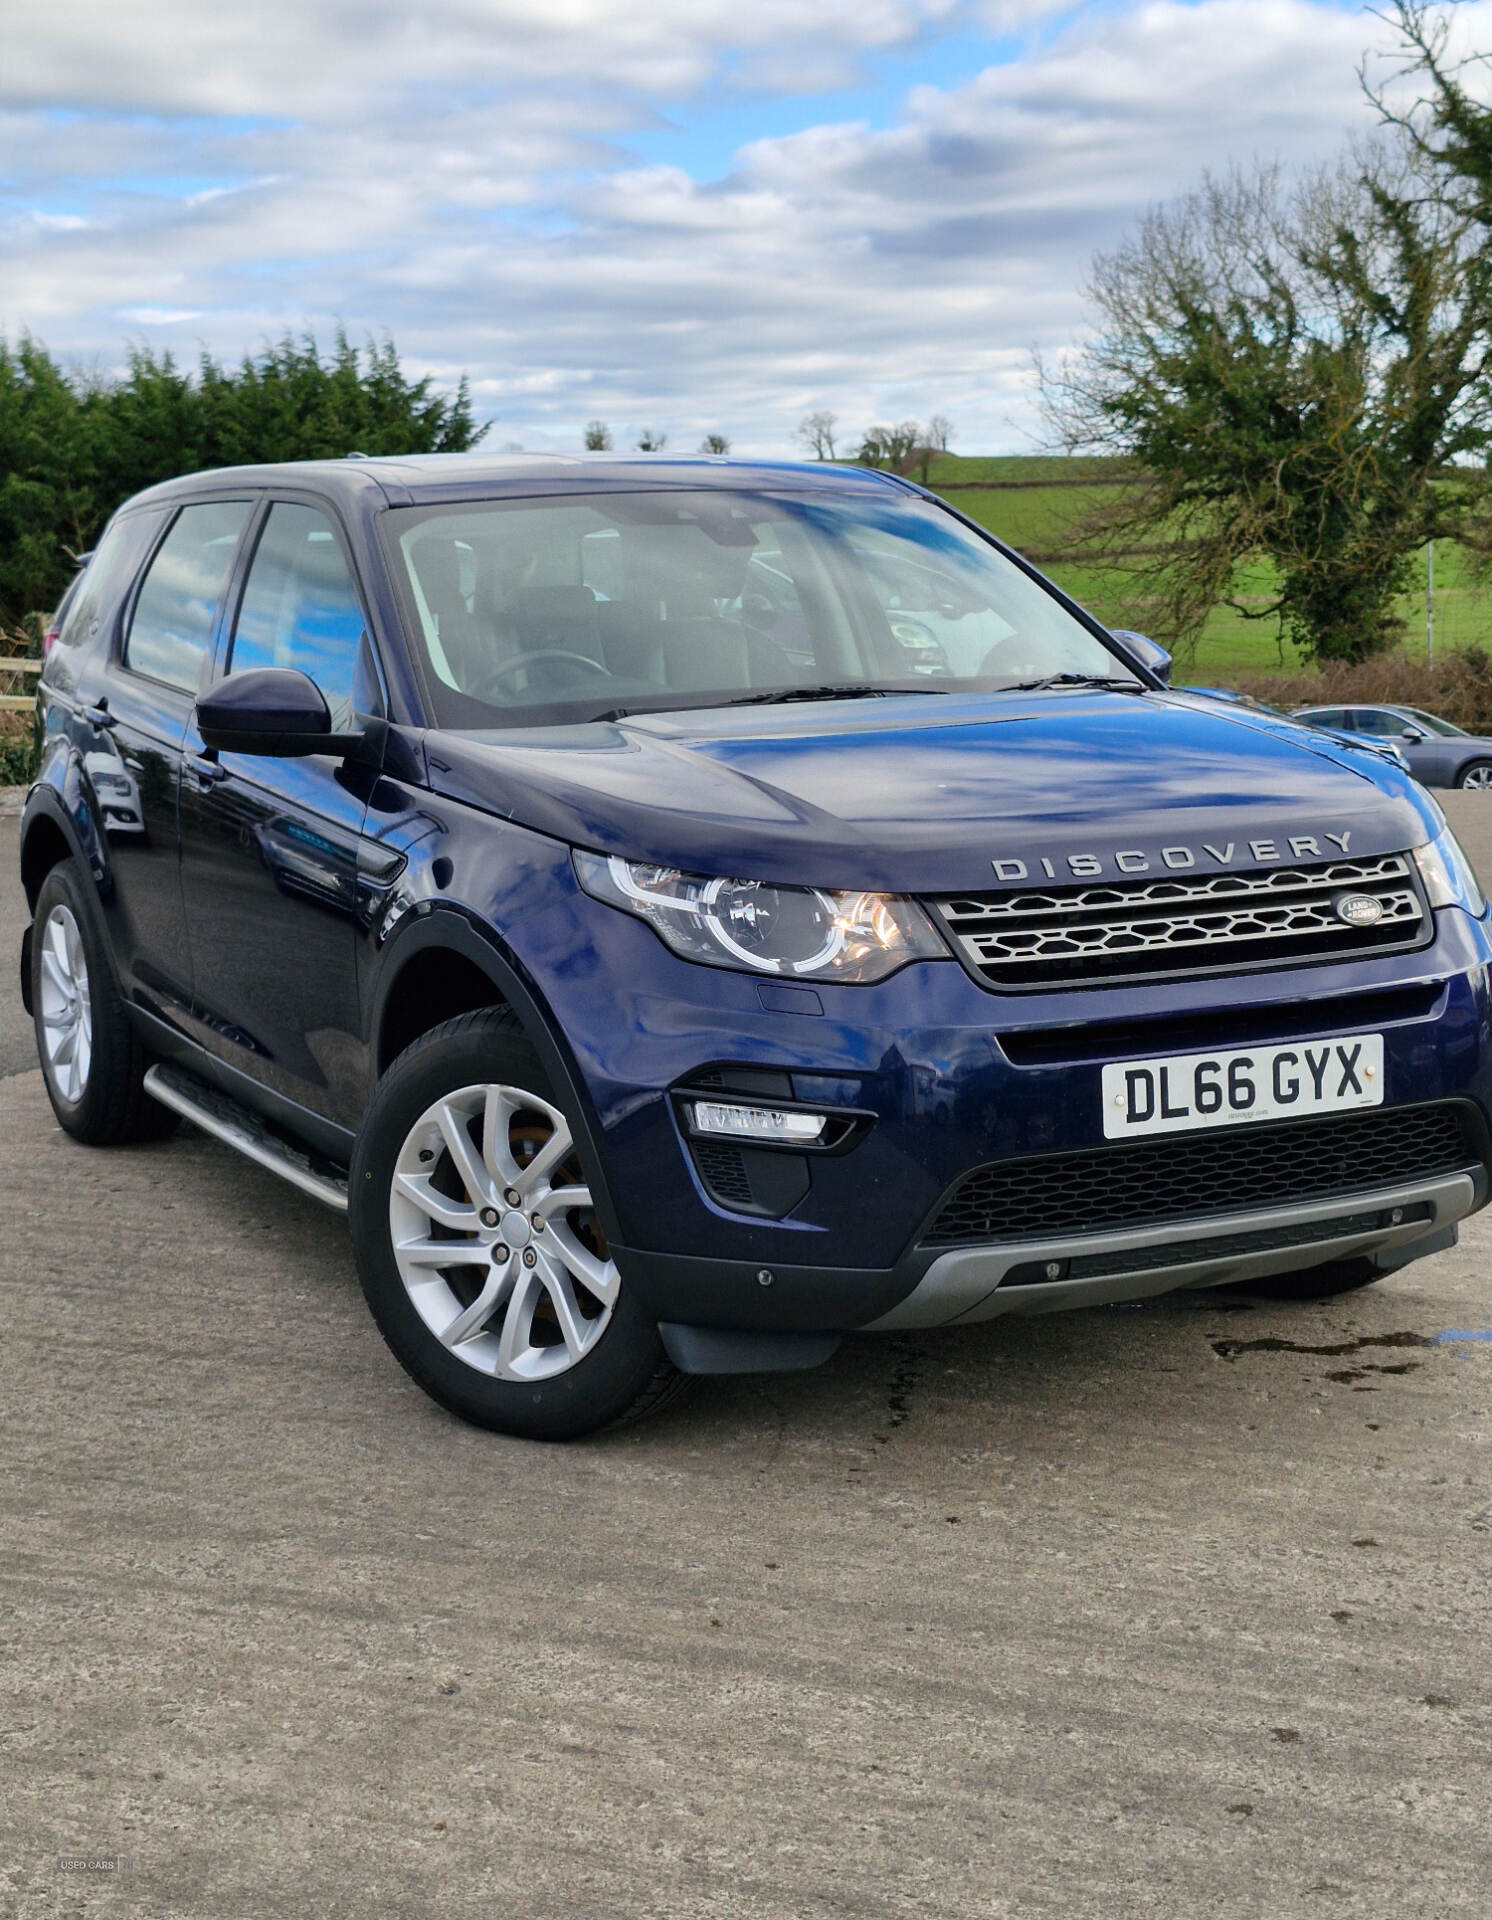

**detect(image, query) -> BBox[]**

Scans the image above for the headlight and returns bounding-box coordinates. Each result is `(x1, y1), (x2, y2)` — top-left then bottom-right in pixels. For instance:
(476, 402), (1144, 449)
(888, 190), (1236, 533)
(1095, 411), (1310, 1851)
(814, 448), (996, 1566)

(1414, 825), (1487, 917)
(573, 851), (946, 983)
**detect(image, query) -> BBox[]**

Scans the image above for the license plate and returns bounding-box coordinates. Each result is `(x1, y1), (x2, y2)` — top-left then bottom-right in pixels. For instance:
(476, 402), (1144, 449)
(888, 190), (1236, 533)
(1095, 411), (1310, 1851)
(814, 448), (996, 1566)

(1101, 1034), (1384, 1140)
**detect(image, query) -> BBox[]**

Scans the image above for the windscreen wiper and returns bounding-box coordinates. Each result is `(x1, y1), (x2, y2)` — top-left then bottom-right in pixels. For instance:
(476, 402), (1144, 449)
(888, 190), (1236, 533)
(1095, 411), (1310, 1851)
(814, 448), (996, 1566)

(726, 683), (953, 706)
(999, 673), (1146, 693)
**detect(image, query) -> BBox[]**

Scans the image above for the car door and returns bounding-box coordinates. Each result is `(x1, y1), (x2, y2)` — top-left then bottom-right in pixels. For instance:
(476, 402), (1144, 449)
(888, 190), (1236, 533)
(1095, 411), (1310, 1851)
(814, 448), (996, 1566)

(177, 498), (384, 1129)
(1392, 709), (1463, 784)
(84, 499), (254, 1024)
(1397, 712), (1469, 786)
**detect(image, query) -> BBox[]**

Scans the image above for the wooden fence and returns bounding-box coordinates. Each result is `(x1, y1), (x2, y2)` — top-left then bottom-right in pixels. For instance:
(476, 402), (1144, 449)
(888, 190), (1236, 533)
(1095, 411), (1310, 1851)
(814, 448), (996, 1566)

(0, 659), (41, 713)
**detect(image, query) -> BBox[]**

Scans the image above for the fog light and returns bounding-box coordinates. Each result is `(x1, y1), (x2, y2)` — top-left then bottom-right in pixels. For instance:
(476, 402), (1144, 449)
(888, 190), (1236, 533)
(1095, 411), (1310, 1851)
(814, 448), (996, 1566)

(686, 1100), (827, 1144)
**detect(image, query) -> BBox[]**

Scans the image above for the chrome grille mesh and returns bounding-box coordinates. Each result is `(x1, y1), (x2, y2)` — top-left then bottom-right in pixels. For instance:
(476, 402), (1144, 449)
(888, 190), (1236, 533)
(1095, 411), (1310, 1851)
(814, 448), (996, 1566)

(934, 854), (1427, 989)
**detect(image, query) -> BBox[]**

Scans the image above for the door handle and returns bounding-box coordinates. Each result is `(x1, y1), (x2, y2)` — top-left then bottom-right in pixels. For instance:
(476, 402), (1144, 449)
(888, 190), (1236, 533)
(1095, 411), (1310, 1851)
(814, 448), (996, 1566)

(187, 752), (228, 786)
(86, 704), (119, 730)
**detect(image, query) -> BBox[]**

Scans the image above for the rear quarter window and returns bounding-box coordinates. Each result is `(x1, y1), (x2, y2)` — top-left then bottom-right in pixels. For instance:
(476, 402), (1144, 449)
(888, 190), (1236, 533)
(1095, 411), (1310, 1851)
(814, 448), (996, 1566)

(43, 509), (170, 694)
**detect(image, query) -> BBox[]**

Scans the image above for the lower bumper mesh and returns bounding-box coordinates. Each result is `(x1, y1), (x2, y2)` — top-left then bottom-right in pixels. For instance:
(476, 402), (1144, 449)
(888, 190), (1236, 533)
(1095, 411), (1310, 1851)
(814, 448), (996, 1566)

(923, 1103), (1482, 1246)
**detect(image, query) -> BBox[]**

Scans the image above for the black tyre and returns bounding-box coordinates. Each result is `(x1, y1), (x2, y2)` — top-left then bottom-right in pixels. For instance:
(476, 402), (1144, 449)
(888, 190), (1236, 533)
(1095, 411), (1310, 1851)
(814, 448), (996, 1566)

(349, 1007), (687, 1440)
(1229, 1258), (1384, 1302)
(1455, 759), (1492, 790)
(30, 857), (179, 1146)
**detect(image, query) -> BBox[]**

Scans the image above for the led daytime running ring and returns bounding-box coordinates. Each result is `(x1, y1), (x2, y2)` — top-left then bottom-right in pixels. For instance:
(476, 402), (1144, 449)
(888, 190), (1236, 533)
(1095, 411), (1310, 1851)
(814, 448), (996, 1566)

(699, 877), (845, 976)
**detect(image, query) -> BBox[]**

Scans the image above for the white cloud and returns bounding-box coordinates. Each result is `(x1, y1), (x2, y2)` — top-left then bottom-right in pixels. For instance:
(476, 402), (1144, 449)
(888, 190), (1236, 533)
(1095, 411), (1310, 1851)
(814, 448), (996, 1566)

(184, 179), (283, 208)
(117, 306), (205, 324)
(1, 0), (960, 117)
(7, 0), (1487, 453)
(978, 0), (1085, 26)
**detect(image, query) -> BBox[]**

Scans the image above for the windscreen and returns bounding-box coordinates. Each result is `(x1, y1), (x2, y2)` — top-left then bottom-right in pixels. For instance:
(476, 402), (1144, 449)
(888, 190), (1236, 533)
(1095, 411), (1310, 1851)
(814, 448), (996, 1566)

(380, 489), (1136, 728)
(1403, 708), (1466, 738)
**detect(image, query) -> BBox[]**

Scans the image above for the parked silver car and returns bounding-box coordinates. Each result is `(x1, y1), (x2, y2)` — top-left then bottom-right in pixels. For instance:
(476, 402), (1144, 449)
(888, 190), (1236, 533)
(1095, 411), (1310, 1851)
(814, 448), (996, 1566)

(1181, 688), (1412, 773)
(1292, 704), (1492, 789)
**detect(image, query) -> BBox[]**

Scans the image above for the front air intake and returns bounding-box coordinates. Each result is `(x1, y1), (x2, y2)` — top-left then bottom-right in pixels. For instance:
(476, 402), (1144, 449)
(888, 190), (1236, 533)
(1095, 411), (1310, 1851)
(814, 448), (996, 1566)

(922, 1103), (1480, 1246)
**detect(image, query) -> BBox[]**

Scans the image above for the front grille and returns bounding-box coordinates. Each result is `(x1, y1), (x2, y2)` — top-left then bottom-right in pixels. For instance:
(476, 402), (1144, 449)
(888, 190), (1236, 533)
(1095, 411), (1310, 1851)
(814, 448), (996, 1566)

(923, 1103), (1478, 1246)
(933, 854), (1427, 989)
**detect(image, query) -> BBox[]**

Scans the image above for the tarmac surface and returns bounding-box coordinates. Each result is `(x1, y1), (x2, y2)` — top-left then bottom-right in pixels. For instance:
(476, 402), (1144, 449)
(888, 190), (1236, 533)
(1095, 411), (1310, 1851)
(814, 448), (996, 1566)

(3, 786), (1492, 1917)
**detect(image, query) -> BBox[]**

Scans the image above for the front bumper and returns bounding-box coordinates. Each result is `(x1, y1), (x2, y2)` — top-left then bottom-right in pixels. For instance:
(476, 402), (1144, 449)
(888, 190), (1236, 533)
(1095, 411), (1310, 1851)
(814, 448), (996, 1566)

(513, 866), (1492, 1333)
(612, 1142), (1484, 1334)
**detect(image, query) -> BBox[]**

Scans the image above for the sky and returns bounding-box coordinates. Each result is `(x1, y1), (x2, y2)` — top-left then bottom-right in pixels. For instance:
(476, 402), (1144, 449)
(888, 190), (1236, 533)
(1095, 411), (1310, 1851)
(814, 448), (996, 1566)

(4, 0), (1490, 455)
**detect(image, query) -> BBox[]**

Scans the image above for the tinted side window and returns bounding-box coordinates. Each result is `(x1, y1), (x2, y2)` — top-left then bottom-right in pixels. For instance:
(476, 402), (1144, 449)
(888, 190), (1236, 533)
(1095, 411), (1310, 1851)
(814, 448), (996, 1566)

(126, 502), (251, 693)
(1353, 710), (1401, 737)
(1303, 708), (1342, 729)
(229, 503), (366, 728)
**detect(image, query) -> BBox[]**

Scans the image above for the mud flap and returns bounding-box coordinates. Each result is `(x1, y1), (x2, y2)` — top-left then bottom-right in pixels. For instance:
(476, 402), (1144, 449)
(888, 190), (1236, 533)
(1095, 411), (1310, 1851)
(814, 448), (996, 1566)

(659, 1323), (841, 1375)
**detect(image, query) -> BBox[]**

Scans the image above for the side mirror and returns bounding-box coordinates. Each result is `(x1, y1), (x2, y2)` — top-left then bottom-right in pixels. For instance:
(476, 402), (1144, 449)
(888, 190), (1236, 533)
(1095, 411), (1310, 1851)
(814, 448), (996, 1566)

(196, 668), (358, 757)
(1400, 727), (1426, 743)
(1110, 628), (1172, 685)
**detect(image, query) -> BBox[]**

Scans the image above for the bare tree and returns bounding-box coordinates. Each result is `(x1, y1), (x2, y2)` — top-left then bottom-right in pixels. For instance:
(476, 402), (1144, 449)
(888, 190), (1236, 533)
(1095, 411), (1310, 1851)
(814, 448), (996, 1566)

(857, 421), (922, 470)
(906, 419), (954, 484)
(583, 420), (612, 451)
(698, 433), (731, 454)
(1364, 3), (1492, 227)
(635, 428), (668, 452)
(794, 411), (838, 460)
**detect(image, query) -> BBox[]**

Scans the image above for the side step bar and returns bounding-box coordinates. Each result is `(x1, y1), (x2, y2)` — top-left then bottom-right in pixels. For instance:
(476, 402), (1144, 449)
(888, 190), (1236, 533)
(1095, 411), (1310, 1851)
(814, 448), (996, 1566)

(143, 1064), (349, 1214)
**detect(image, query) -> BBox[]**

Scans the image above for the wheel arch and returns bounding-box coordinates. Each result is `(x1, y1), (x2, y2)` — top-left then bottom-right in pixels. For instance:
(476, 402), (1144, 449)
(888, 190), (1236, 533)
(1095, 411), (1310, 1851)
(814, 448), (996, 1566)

(376, 940), (506, 1076)
(369, 908), (623, 1244)
(20, 795), (86, 913)
(19, 788), (126, 1019)
(1455, 753), (1492, 787)
(20, 761), (111, 910)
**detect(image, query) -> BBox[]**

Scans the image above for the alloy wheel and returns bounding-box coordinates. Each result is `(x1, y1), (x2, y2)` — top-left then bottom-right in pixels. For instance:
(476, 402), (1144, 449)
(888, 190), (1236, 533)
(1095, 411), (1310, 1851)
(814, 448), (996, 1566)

(1460, 762), (1492, 789)
(37, 903), (93, 1103)
(388, 1082), (619, 1381)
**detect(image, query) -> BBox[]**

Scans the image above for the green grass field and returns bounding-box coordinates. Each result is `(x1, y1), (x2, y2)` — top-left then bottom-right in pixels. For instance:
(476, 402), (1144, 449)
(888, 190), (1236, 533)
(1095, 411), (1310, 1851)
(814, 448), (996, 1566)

(921, 453), (1492, 684)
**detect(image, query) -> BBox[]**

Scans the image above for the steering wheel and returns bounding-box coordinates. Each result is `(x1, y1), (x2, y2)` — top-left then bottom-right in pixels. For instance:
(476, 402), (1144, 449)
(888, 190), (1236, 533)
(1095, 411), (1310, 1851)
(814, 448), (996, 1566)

(487, 648), (614, 690)
(979, 637), (1041, 679)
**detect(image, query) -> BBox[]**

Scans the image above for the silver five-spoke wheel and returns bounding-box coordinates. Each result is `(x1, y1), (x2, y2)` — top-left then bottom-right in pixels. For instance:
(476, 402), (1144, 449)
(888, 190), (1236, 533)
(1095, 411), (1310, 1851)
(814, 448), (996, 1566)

(389, 1082), (620, 1382)
(37, 903), (93, 1104)
(1459, 761), (1492, 790)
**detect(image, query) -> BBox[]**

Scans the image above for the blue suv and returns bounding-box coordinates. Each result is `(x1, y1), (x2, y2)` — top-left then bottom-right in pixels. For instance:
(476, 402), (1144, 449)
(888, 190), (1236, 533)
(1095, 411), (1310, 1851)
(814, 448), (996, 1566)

(20, 456), (1492, 1437)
